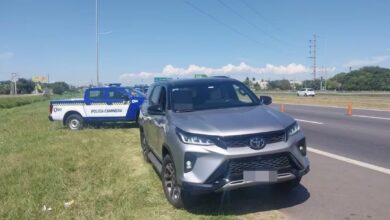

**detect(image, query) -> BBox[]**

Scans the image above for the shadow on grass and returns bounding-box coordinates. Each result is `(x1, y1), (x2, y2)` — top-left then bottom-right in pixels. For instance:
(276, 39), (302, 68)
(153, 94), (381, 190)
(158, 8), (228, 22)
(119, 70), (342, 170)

(186, 184), (310, 216)
(86, 122), (139, 129)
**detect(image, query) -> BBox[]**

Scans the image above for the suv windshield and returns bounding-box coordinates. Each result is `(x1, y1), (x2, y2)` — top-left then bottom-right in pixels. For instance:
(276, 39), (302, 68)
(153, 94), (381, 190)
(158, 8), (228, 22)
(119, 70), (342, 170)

(170, 81), (259, 112)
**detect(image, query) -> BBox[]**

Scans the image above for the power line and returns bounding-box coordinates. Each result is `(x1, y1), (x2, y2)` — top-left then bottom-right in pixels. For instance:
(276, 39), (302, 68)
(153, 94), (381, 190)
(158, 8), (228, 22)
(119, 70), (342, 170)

(184, 0), (267, 47)
(217, 0), (283, 44)
(240, 0), (282, 33)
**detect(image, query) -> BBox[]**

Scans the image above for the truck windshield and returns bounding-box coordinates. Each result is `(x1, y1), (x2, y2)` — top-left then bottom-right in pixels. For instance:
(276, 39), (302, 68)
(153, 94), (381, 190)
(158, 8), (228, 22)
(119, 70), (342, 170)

(170, 81), (259, 112)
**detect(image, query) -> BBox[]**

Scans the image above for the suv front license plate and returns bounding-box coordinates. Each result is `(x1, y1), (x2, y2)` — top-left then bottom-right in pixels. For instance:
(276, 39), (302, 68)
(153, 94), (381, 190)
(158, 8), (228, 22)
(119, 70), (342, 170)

(243, 170), (277, 182)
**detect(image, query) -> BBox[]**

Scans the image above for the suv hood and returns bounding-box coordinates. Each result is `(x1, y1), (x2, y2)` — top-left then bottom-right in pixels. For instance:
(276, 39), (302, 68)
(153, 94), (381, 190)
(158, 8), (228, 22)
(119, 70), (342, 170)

(170, 105), (295, 136)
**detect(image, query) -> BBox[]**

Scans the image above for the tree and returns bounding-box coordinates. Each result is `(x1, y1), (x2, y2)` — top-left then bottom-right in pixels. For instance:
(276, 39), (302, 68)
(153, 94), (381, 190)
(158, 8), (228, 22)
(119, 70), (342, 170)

(279, 79), (291, 90)
(328, 66), (390, 90)
(326, 79), (338, 90)
(17, 78), (35, 94)
(268, 80), (291, 90)
(243, 77), (253, 88)
(0, 81), (11, 94)
(50, 82), (70, 95)
(302, 79), (321, 90)
(253, 82), (261, 91)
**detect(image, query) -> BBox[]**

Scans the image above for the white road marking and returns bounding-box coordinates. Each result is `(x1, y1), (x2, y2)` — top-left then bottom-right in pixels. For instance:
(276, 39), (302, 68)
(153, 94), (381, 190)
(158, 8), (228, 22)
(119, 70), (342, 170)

(295, 119), (324, 125)
(353, 114), (390, 121)
(308, 147), (390, 175)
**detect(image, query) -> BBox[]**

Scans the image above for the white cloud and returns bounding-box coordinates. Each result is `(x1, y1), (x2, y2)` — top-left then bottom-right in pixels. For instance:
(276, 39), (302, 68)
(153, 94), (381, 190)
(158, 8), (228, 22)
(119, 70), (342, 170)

(344, 55), (390, 67)
(0, 52), (14, 61)
(120, 62), (310, 84)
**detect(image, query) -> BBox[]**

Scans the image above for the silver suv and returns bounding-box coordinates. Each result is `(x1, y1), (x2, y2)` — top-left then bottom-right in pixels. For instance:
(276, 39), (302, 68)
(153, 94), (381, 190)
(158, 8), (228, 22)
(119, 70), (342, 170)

(138, 77), (309, 208)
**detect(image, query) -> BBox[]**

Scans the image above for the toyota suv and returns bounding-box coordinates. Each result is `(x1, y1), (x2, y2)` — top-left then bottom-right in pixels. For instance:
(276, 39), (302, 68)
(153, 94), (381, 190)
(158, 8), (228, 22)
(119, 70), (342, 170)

(138, 77), (310, 208)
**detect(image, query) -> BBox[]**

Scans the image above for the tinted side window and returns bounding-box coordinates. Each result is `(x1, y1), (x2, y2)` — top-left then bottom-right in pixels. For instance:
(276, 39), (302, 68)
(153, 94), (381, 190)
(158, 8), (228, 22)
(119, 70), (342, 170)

(146, 85), (155, 100)
(150, 86), (162, 105)
(159, 87), (167, 110)
(88, 90), (103, 100)
(107, 89), (124, 99)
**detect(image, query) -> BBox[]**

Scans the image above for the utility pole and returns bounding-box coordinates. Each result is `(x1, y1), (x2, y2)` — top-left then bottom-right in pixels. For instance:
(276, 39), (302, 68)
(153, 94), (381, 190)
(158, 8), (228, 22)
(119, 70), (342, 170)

(309, 34), (317, 80)
(96, 0), (100, 86)
(324, 68), (328, 91)
(10, 73), (18, 95)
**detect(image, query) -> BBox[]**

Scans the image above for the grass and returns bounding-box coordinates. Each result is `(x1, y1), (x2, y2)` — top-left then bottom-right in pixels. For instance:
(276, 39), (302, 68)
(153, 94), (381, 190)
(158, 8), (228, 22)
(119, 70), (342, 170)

(0, 98), (285, 219)
(0, 95), (50, 109)
(256, 91), (390, 110)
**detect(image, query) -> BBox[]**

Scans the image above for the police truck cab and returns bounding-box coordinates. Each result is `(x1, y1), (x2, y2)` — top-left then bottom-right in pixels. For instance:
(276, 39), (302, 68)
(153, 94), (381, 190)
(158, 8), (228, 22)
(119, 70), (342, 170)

(48, 84), (145, 130)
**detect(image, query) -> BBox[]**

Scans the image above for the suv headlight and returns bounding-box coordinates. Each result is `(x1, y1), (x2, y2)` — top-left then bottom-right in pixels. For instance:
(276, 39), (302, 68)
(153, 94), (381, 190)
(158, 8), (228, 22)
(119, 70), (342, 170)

(288, 122), (300, 136)
(176, 128), (214, 146)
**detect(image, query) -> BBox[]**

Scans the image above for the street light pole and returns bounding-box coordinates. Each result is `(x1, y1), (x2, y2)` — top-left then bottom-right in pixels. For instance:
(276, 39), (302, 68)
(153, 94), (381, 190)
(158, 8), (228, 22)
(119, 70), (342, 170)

(96, 0), (100, 86)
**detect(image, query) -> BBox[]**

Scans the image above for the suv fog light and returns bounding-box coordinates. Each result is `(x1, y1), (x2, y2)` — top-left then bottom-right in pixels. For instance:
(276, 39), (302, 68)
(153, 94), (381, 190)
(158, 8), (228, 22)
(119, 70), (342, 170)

(184, 153), (197, 173)
(299, 146), (306, 155)
(185, 161), (192, 170)
(297, 138), (307, 156)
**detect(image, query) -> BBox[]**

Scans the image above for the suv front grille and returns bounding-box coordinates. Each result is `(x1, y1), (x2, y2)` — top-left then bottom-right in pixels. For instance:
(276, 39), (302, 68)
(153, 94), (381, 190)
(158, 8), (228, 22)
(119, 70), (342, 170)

(204, 152), (302, 184)
(228, 153), (294, 180)
(221, 130), (286, 148)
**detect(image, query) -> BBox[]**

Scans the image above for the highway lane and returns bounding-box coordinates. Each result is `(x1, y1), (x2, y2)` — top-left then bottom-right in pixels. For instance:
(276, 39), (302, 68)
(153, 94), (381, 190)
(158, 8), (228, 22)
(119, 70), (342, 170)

(266, 104), (390, 219)
(184, 103), (389, 219)
(270, 104), (390, 168)
(282, 153), (390, 220)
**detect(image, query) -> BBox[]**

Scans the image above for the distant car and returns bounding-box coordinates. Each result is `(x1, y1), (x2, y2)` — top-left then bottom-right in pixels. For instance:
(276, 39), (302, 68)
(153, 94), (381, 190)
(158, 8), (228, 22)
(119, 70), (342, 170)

(297, 88), (315, 97)
(48, 85), (145, 130)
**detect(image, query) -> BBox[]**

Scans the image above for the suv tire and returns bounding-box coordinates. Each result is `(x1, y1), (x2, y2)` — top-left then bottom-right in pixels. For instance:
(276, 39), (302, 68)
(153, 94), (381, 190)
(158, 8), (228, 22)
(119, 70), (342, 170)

(162, 154), (188, 208)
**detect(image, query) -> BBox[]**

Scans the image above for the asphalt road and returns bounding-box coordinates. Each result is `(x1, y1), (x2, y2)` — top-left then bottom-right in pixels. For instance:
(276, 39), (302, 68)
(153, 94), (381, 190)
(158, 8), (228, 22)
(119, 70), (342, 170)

(269, 103), (390, 219)
(271, 104), (390, 168)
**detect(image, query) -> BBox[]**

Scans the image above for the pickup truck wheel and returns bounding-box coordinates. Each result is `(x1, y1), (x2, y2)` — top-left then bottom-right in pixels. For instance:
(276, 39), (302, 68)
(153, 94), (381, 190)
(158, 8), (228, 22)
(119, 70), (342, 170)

(66, 114), (84, 130)
(140, 129), (150, 163)
(304, 93), (307, 97)
(162, 155), (188, 209)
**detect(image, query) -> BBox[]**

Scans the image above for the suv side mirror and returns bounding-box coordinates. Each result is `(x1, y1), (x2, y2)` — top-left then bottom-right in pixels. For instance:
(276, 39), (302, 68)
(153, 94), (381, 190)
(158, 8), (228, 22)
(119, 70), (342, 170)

(147, 104), (164, 115)
(259, 96), (272, 105)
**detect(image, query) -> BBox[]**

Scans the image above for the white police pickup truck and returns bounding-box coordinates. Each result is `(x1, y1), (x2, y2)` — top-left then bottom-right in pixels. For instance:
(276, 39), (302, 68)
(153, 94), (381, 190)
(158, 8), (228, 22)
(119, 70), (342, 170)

(48, 85), (145, 130)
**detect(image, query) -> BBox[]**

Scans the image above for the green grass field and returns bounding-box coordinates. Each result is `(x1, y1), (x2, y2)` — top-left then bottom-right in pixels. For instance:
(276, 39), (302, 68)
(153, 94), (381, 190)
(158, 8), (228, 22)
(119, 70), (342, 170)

(0, 95), (50, 109)
(0, 98), (284, 219)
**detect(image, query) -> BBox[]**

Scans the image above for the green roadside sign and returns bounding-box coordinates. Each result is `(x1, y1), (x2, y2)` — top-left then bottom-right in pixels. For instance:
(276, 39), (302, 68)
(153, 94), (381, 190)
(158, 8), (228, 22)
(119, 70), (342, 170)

(194, 74), (208, 78)
(154, 77), (173, 82)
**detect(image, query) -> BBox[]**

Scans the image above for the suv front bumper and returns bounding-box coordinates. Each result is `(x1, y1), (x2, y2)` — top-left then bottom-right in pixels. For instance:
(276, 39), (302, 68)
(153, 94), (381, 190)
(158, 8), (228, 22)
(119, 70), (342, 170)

(167, 130), (310, 193)
(181, 165), (310, 193)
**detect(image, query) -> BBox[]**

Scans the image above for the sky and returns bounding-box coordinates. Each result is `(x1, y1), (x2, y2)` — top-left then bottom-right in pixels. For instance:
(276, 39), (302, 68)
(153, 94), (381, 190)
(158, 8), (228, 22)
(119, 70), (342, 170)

(1, 0), (390, 85)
